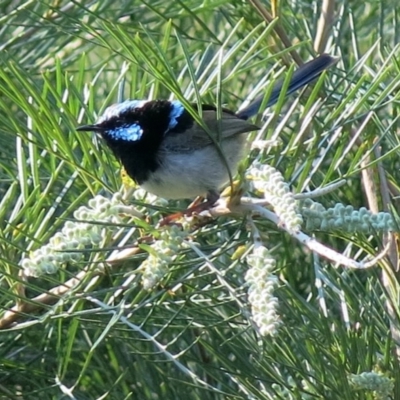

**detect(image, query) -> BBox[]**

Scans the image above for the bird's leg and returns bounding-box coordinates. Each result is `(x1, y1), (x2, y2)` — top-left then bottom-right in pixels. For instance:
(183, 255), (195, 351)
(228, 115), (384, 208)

(185, 190), (220, 215)
(159, 190), (220, 226)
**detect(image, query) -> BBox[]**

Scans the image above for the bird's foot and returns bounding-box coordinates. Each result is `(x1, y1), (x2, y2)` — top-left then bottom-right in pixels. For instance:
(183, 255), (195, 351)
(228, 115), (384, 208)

(159, 191), (220, 227)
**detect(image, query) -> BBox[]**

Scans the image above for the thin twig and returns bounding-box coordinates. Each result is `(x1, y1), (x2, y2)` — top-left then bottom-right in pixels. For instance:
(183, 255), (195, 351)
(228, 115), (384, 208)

(0, 247), (141, 329)
(208, 198), (390, 269)
(248, 0), (303, 66)
(314, 0), (336, 53)
(86, 296), (227, 396)
(294, 179), (347, 199)
(374, 145), (400, 355)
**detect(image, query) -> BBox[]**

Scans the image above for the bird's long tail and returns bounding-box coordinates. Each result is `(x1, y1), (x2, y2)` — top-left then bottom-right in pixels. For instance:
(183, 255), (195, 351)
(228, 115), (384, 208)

(235, 53), (338, 120)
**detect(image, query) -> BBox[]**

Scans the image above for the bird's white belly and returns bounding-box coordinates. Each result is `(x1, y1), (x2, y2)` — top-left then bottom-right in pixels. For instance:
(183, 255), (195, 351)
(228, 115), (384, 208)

(140, 137), (247, 199)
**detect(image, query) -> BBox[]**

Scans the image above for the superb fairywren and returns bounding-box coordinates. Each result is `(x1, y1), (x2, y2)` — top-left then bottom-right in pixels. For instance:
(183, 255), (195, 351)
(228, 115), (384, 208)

(77, 54), (336, 205)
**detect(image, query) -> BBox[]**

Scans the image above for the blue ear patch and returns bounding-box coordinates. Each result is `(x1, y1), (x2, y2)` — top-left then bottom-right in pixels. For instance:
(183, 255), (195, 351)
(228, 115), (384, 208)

(168, 100), (184, 130)
(108, 124), (143, 142)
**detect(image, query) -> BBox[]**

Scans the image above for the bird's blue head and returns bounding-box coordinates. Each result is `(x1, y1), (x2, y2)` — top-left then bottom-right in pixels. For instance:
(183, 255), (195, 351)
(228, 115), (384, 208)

(76, 99), (187, 144)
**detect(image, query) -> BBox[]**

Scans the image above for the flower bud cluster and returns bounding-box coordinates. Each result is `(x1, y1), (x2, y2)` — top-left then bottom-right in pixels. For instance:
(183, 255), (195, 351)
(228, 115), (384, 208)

(22, 193), (134, 277)
(140, 225), (188, 290)
(349, 371), (393, 400)
(301, 199), (396, 233)
(132, 188), (169, 208)
(248, 163), (302, 232)
(245, 246), (281, 336)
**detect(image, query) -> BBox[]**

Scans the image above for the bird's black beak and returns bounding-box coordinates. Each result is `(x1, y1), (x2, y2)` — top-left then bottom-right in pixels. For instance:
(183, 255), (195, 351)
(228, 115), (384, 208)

(76, 124), (104, 133)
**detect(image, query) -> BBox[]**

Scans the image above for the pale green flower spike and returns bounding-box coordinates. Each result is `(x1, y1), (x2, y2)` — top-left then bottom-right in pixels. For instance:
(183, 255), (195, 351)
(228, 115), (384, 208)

(349, 371), (394, 400)
(140, 225), (189, 290)
(245, 246), (281, 336)
(132, 188), (169, 208)
(301, 199), (396, 233)
(21, 193), (137, 277)
(248, 163), (303, 233)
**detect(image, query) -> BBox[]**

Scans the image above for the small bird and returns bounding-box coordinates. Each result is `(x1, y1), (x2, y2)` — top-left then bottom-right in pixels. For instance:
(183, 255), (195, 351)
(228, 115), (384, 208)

(77, 54), (336, 207)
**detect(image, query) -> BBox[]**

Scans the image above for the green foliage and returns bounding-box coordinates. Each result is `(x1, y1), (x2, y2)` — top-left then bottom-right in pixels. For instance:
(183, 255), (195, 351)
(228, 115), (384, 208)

(1, 1), (400, 399)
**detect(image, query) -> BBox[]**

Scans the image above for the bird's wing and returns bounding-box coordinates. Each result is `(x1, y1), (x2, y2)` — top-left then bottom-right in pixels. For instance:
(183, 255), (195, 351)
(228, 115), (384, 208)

(164, 110), (259, 152)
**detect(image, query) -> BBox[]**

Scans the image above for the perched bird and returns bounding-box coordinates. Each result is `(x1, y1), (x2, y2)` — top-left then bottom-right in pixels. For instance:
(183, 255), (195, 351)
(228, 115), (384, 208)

(77, 54), (336, 206)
